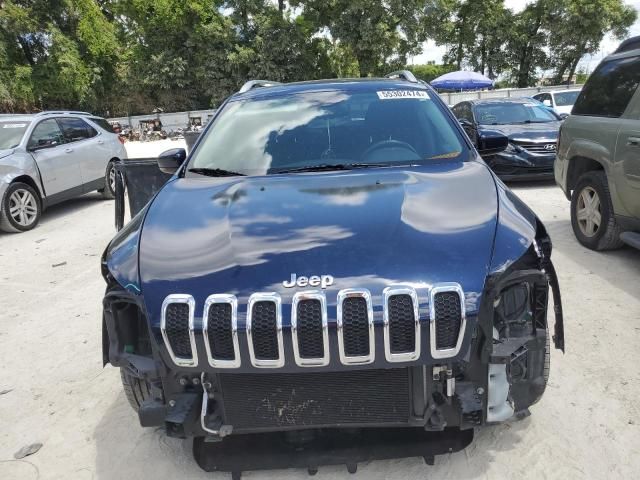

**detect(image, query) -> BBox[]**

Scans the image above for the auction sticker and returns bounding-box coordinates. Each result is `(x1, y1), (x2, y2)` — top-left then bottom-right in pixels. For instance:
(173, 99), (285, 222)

(2, 123), (27, 128)
(377, 90), (430, 100)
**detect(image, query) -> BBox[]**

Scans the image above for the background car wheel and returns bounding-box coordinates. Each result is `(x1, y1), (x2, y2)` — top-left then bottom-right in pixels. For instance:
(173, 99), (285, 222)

(570, 171), (624, 251)
(100, 161), (116, 199)
(0, 182), (42, 233)
(120, 368), (152, 412)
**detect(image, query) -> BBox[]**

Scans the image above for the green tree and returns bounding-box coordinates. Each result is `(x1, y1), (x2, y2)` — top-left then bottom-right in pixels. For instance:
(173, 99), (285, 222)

(410, 63), (456, 82)
(548, 0), (636, 84)
(431, 0), (513, 79)
(290, 0), (434, 77)
(505, 0), (555, 87)
(0, 0), (119, 111)
(221, 1), (334, 101)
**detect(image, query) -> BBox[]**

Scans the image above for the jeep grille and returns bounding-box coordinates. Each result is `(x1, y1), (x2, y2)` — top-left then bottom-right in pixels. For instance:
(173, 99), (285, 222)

(160, 284), (465, 368)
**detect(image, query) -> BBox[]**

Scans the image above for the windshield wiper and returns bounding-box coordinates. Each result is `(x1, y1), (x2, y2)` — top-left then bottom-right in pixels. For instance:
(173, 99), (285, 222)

(188, 167), (246, 177)
(273, 163), (388, 174)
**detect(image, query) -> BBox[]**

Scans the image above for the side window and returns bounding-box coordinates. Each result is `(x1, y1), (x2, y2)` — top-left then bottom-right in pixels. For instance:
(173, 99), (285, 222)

(89, 117), (114, 133)
(86, 124), (98, 138)
(57, 118), (95, 143)
(573, 55), (640, 118)
(461, 103), (474, 122)
(536, 93), (551, 106)
(28, 119), (64, 150)
(453, 103), (472, 122)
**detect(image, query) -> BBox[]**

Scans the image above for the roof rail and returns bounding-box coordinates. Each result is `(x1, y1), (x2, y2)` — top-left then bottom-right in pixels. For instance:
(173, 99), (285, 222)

(35, 111), (93, 116)
(238, 80), (282, 93)
(385, 70), (418, 83)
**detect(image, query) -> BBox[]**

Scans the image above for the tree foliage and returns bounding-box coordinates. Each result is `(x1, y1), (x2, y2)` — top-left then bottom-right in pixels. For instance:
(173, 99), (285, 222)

(433, 0), (636, 87)
(290, 0), (435, 77)
(410, 63), (456, 82)
(547, 0), (636, 84)
(0, 0), (636, 114)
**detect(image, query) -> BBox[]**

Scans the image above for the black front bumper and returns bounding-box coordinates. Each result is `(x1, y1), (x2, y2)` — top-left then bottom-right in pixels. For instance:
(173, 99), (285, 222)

(485, 152), (555, 181)
(193, 427), (474, 475)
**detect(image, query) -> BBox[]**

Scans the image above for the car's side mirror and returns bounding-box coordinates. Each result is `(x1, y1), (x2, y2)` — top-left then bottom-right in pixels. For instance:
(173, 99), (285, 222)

(477, 130), (509, 156)
(543, 99), (552, 107)
(157, 148), (187, 174)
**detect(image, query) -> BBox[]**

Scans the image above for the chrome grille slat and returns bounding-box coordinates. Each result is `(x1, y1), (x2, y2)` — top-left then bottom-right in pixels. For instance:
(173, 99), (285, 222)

(161, 294), (198, 367)
(160, 283), (467, 368)
(337, 289), (375, 365)
(291, 291), (329, 367)
(430, 283), (466, 359)
(383, 287), (420, 362)
(203, 294), (240, 368)
(246, 293), (284, 368)
(513, 141), (557, 154)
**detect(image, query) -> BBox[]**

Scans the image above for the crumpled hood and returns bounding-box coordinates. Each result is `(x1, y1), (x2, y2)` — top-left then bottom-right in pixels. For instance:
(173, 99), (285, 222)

(480, 122), (560, 143)
(139, 161), (500, 323)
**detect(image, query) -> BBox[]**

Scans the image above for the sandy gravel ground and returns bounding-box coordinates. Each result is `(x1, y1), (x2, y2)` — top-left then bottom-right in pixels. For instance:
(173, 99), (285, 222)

(1, 148), (639, 479)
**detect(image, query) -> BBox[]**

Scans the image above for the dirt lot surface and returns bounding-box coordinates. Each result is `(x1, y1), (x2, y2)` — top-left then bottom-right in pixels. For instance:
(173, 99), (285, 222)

(1, 147), (639, 479)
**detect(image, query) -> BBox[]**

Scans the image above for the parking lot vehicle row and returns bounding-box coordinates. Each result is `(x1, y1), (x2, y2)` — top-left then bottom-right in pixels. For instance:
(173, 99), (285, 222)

(0, 111), (126, 232)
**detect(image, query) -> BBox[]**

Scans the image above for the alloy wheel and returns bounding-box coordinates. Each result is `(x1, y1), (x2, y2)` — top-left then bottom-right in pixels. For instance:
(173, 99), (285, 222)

(9, 189), (38, 227)
(576, 186), (602, 237)
(109, 164), (117, 193)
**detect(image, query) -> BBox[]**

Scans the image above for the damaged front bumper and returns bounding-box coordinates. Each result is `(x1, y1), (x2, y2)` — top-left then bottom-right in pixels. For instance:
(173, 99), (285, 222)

(102, 243), (564, 441)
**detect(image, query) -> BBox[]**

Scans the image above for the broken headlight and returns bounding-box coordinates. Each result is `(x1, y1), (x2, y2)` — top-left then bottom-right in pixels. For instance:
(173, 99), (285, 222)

(493, 283), (535, 340)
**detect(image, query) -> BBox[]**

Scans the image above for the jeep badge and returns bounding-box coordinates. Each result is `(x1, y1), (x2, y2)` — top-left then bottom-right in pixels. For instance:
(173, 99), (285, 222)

(282, 273), (334, 289)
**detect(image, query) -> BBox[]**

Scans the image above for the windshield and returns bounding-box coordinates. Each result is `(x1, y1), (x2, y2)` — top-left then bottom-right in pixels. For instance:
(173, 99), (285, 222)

(553, 91), (581, 106)
(475, 102), (559, 125)
(188, 90), (465, 176)
(0, 121), (30, 149)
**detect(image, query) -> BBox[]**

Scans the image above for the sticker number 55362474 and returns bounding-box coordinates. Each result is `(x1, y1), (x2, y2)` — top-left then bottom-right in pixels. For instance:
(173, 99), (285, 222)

(376, 90), (430, 100)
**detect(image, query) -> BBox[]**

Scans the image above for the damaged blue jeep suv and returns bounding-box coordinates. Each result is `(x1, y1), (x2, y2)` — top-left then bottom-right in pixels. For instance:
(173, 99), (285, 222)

(102, 71), (564, 472)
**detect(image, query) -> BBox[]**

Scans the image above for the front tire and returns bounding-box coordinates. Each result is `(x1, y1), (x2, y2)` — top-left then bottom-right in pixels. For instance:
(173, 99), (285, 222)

(100, 161), (116, 200)
(0, 182), (42, 233)
(120, 369), (152, 411)
(570, 171), (624, 251)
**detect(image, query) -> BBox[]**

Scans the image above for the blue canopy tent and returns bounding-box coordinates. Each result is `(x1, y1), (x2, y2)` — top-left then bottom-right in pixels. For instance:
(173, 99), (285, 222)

(430, 71), (494, 90)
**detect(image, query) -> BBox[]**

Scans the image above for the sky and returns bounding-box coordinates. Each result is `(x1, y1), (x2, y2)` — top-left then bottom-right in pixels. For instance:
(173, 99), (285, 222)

(409, 0), (640, 73)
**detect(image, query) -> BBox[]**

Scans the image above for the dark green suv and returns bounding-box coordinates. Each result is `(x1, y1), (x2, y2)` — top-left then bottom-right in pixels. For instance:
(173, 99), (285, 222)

(555, 36), (640, 251)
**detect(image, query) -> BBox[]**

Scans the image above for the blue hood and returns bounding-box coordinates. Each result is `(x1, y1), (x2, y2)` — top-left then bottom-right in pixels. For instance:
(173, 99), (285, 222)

(137, 160), (503, 328)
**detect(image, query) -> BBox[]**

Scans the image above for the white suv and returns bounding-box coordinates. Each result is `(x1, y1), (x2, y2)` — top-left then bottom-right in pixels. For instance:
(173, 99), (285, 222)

(0, 111), (127, 232)
(533, 89), (582, 116)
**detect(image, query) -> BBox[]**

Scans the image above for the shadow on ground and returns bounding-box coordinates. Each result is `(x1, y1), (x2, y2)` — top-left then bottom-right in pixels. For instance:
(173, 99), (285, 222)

(40, 193), (112, 225)
(0, 193), (112, 237)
